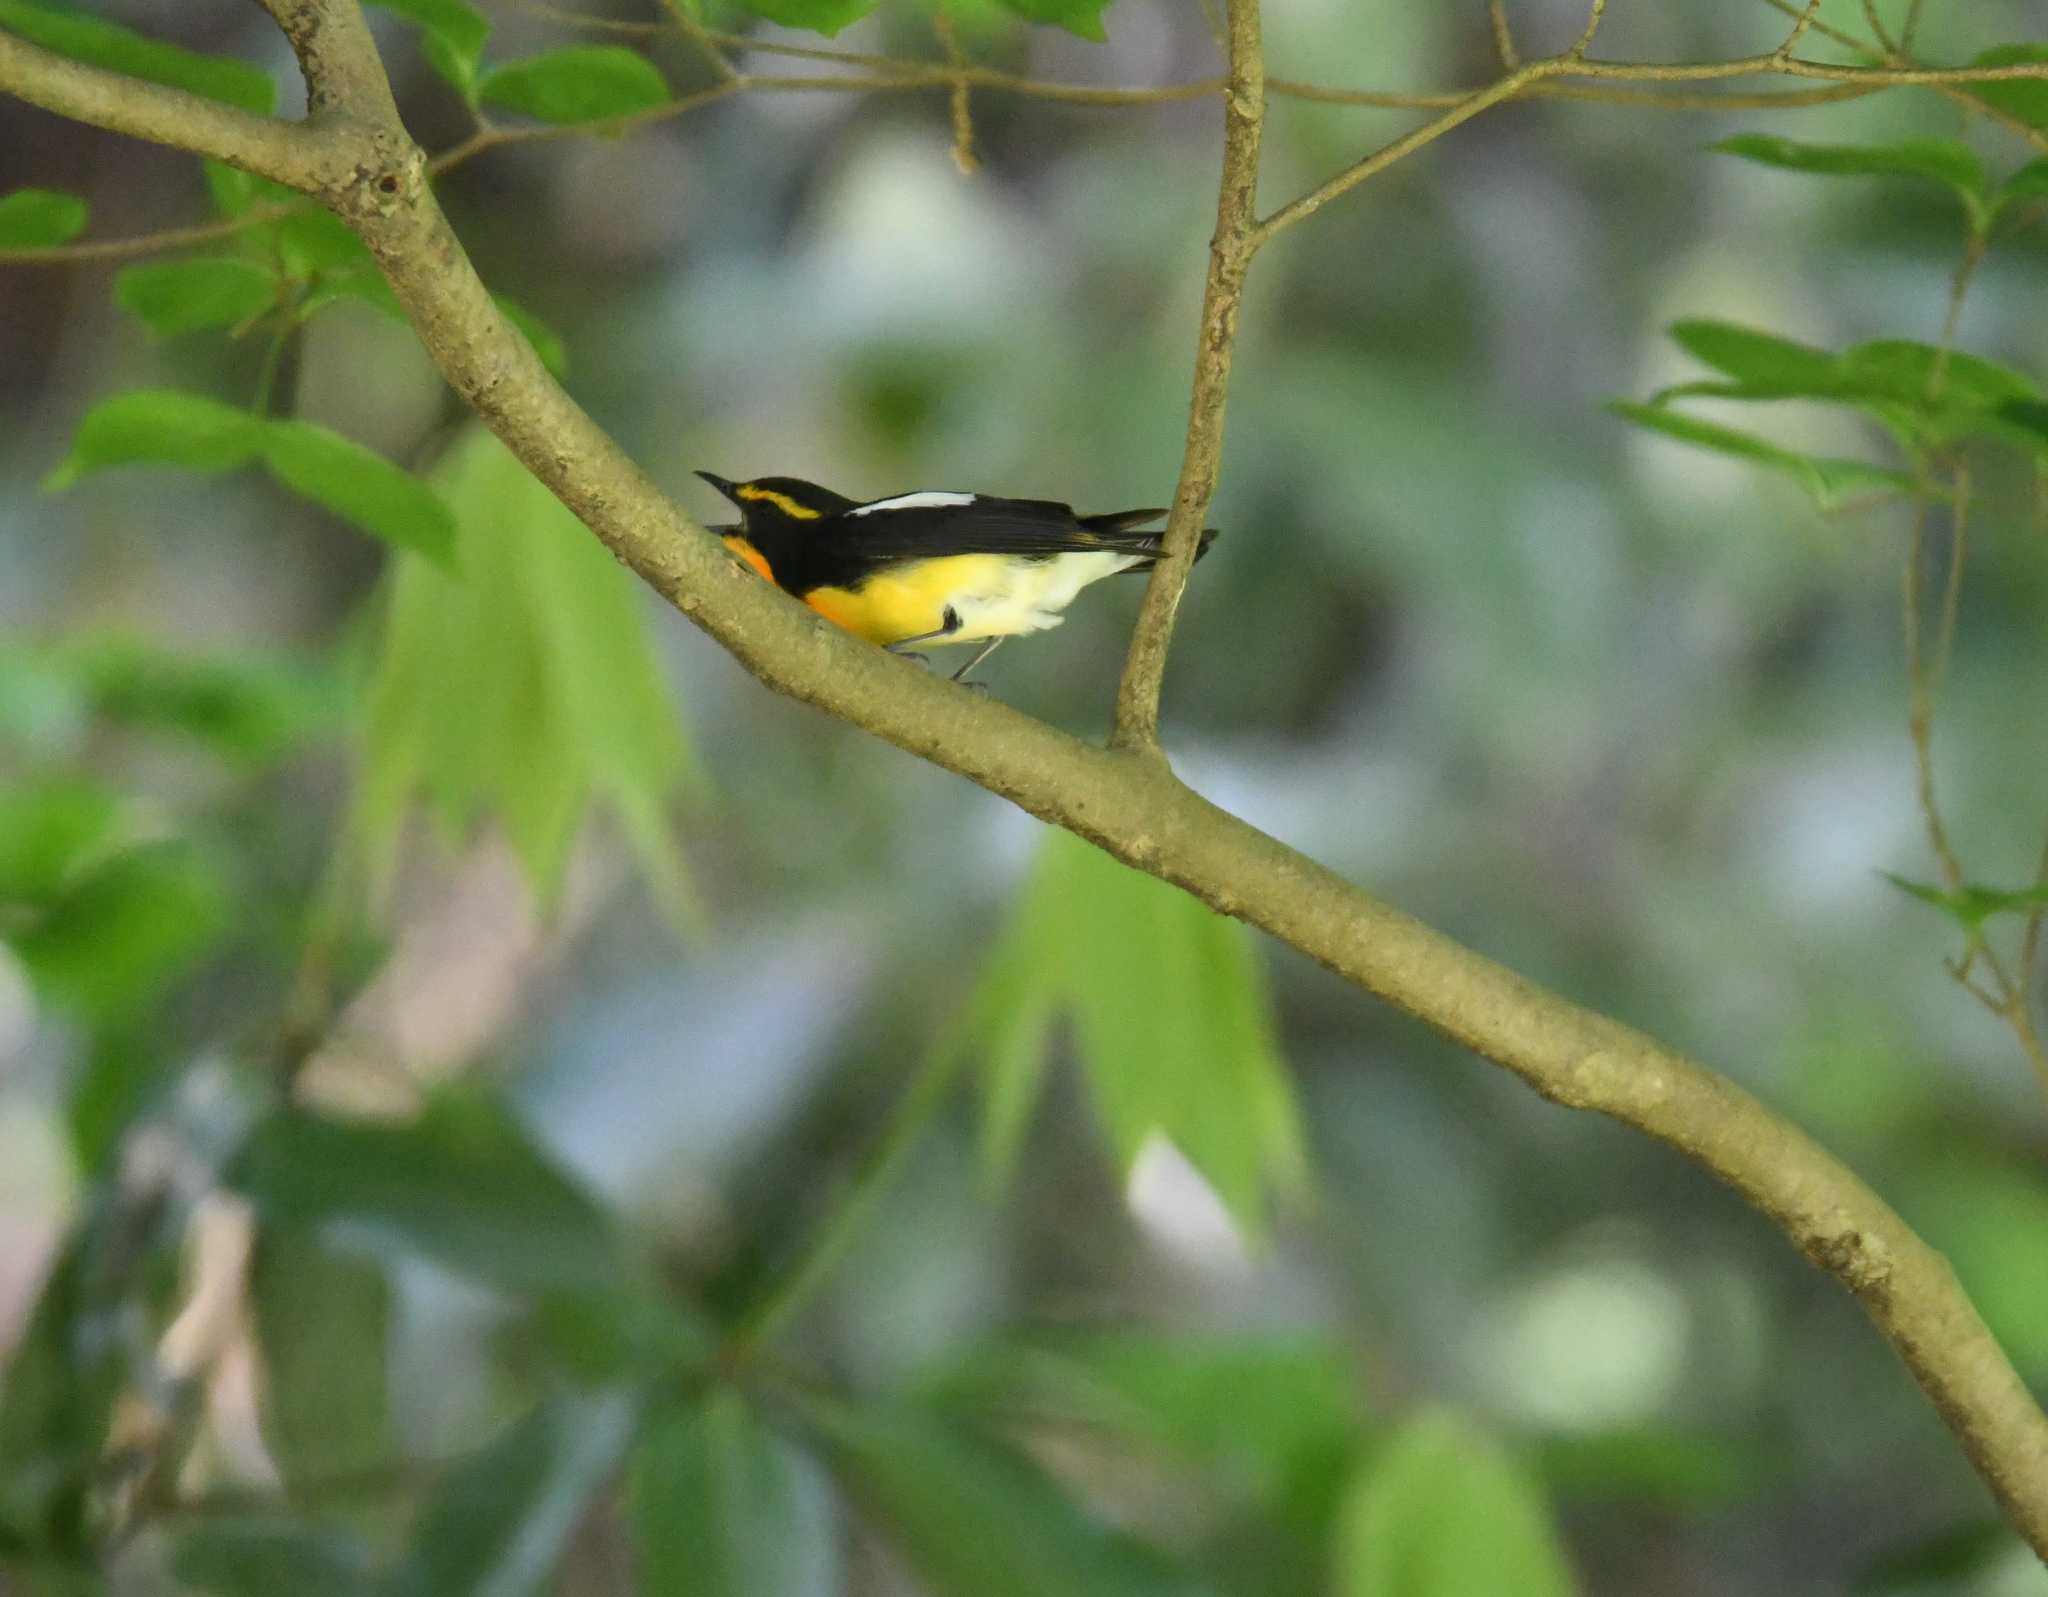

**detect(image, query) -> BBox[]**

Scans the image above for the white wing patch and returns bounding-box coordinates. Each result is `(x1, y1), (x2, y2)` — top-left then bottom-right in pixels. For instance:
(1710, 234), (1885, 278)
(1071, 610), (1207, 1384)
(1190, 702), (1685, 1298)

(850, 491), (977, 516)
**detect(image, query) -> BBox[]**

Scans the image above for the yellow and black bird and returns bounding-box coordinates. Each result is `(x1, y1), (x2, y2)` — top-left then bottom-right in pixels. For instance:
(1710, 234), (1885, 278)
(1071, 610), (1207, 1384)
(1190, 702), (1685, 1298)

(696, 472), (1215, 681)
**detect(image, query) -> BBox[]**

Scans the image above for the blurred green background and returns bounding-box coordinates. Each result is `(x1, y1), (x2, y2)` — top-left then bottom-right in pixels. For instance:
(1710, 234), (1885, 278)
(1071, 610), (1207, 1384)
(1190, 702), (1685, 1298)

(3, 0), (2048, 1592)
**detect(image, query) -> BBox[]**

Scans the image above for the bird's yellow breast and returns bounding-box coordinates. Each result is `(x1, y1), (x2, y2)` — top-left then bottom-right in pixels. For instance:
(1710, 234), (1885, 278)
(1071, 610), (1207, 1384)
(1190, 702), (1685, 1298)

(803, 554), (1016, 645)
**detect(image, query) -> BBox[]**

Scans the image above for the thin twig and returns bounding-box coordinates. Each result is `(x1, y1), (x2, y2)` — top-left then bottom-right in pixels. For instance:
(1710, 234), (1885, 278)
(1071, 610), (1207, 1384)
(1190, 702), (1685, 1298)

(1487, 0), (1520, 70)
(1757, 0), (1868, 54)
(1567, 0), (1610, 62)
(1899, 0), (1927, 53)
(725, 1044), (969, 1358)
(0, 204), (293, 266)
(657, 0), (739, 83)
(936, 10), (978, 176)
(1859, 0), (1899, 56)
(1111, 0), (1264, 749)
(1251, 64), (1550, 248)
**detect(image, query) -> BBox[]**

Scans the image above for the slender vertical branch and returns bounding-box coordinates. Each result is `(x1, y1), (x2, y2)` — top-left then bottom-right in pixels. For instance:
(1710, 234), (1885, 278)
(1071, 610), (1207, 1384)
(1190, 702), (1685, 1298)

(1487, 0), (1520, 69)
(725, 1044), (969, 1358)
(1112, 0), (1264, 750)
(936, 10), (978, 176)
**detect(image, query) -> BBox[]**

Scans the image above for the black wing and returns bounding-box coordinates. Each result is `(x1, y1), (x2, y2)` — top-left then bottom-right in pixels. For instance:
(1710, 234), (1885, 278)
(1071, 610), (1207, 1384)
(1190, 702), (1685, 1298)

(833, 496), (1172, 563)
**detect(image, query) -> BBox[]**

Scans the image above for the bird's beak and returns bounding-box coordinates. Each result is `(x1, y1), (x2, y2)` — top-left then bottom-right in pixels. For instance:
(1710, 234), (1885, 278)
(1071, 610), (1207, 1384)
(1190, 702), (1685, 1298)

(695, 470), (741, 504)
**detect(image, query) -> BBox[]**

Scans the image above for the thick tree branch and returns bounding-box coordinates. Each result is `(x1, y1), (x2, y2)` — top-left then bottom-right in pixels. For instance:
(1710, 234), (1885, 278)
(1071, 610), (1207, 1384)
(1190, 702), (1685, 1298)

(0, 28), (318, 185)
(1112, 0), (1262, 750)
(8, 0), (2048, 1551)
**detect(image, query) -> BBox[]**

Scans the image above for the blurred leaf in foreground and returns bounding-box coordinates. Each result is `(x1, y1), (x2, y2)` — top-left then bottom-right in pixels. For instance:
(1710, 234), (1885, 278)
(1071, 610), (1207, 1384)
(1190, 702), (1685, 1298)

(819, 1401), (1211, 1597)
(1336, 1411), (1578, 1597)
(631, 1388), (838, 1597)
(953, 827), (1306, 1235)
(0, 187), (88, 248)
(349, 428), (699, 921)
(235, 1088), (633, 1296)
(384, 1390), (639, 1597)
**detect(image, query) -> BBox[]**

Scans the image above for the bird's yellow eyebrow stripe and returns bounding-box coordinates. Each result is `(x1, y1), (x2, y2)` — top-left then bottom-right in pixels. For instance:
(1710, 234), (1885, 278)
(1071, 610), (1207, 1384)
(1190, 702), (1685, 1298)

(735, 485), (823, 520)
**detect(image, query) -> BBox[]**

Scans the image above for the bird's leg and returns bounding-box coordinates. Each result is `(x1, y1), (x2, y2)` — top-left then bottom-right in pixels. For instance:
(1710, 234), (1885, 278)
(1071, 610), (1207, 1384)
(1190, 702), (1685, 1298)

(949, 638), (1004, 683)
(885, 610), (964, 669)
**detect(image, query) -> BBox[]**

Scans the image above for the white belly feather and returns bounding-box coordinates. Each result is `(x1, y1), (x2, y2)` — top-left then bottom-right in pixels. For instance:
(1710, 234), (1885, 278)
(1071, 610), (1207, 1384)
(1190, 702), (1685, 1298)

(946, 551), (1147, 643)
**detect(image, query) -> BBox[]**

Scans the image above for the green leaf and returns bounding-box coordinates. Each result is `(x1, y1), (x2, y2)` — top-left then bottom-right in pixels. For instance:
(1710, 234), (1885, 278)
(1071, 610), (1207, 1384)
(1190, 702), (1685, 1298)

(931, 1333), (1360, 1536)
(250, 1233), (394, 1506)
(1995, 157), (2048, 212)
(0, 188), (87, 249)
(278, 207), (374, 277)
(0, 1225), (129, 1554)
(114, 257), (278, 338)
(17, 635), (342, 765)
(819, 1403), (1209, 1597)
(1337, 1412), (1579, 1597)
(1882, 872), (2048, 935)
(169, 1517), (375, 1597)
(1531, 1428), (1768, 1510)
(1968, 45), (2048, 133)
(955, 829), (1307, 1235)
(44, 389), (267, 490)
(1607, 402), (1919, 510)
(1856, 1519), (2018, 1594)
(1664, 320), (1839, 397)
(1652, 321), (2046, 457)
(1712, 134), (1986, 223)
(496, 295), (570, 380)
(12, 839), (230, 1022)
(261, 420), (458, 568)
(303, 267), (406, 323)
(632, 1389), (837, 1597)
(538, 1285), (709, 1385)
(1898, 1154), (2048, 1378)
(1833, 340), (2037, 411)
(989, 0), (1110, 40)
(234, 1090), (633, 1295)
(384, 1391), (639, 1597)
(477, 46), (670, 125)
(349, 429), (699, 919)
(0, 779), (121, 904)
(367, 0), (491, 97)
(733, 0), (879, 35)
(0, 0), (276, 113)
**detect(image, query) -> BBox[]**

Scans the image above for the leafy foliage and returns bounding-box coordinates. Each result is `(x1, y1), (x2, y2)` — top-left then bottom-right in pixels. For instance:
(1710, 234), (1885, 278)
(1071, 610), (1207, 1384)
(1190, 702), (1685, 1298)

(114, 257), (278, 338)
(47, 391), (456, 564)
(384, 1391), (640, 1597)
(1607, 402), (1918, 511)
(169, 1516), (375, 1597)
(820, 1400), (1211, 1597)
(1883, 873), (2048, 935)
(951, 826), (1307, 1234)
(249, 1233), (396, 1507)
(477, 47), (671, 125)
(632, 1390), (838, 1597)
(235, 1090), (634, 1295)
(349, 428), (698, 917)
(1712, 135), (1988, 230)
(1336, 1413), (1579, 1597)
(0, 0), (276, 113)
(366, 0), (491, 99)
(9, 837), (230, 1024)
(1967, 45), (2048, 132)
(0, 187), (86, 248)
(0, 1225), (130, 1557)
(0, 634), (341, 765)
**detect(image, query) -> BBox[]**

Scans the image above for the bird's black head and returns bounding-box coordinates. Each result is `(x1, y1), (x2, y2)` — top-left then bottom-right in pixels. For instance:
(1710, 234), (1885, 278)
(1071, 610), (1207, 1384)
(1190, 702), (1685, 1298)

(695, 473), (857, 540)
